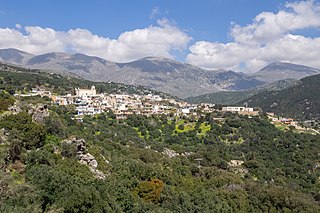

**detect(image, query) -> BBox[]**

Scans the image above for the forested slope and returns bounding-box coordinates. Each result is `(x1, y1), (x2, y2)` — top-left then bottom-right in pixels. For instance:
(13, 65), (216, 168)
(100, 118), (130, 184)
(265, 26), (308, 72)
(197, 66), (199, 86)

(0, 65), (319, 212)
(239, 74), (320, 120)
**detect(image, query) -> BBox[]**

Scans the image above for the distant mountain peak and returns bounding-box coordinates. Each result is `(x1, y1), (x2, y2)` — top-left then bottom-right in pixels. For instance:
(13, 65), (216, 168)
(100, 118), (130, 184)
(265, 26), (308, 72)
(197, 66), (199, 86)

(251, 61), (320, 83)
(0, 48), (34, 64)
(260, 61), (320, 73)
(139, 56), (182, 64)
(0, 48), (32, 54)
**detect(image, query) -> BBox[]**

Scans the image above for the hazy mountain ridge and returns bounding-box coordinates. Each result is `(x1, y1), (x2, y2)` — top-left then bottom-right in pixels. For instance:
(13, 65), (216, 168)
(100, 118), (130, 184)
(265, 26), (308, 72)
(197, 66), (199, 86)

(250, 62), (320, 83)
(1, 48), (319, 98)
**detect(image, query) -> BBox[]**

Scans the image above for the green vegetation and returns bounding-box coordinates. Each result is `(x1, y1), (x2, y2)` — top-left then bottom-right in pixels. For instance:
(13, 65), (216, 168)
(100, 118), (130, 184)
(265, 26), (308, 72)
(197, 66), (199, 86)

(239, 74), (320, 120)
(186, 78), (298, 105)
(0, 64), (320, 212)
(0, 62), (173, 97)
(1, 106), (319, 212)
(186, 90), (258, 105)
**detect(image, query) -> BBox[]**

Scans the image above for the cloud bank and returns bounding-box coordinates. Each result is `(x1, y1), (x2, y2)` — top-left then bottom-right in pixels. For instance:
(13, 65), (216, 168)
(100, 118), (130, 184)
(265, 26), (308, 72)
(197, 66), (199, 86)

(0, 19), (191, 63)
(186, 0), (320, 72)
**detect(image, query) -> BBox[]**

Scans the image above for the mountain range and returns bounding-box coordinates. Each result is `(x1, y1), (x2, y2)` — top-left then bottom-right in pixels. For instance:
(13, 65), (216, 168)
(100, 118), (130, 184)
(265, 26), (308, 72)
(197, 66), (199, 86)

(0, 48), (319, 98)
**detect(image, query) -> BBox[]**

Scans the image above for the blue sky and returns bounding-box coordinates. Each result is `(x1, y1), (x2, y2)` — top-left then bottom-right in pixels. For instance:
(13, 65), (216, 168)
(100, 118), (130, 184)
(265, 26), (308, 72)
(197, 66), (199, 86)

(0, 0), (289, 42)
(0, 0), (320, 72)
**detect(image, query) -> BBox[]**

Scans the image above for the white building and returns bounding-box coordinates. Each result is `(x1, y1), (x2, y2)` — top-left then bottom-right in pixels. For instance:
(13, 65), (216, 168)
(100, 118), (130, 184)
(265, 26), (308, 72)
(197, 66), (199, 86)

(75, 85), (96, 97)
(222, 106), (259, 116)
(222, 106), (254, 112)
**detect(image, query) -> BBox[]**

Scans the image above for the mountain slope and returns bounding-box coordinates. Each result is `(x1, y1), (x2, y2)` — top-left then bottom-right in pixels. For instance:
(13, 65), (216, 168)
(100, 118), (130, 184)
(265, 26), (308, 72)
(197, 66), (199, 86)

(1, 58), (320, 212)
(112, 57), (264, 98)
(251, 62), (320, 83)
(0, 49), (265, 98)
(0, 62), (172, 98)
(0, 48), (34, 64)
(1, 49), (319, 99)
(186, 79), (298, 105)
(1, 72), (320, 211)
(186, 90), (257, 105)
(239, 74), (320, 120)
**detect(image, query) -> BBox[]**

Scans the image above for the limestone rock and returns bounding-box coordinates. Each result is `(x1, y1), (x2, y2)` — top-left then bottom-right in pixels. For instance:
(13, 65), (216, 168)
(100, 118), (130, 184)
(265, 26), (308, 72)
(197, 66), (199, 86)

(162, 148), (179, 158)
(162, 148), (193, 158)
(78, 153), (98, 168)
(8, 105), (21, 114)
(89, 167), (106, 180)
(62, 137), (106, 179)
(64, 137), (86, 154)
(31, 104), (49, 123)
(0, 128), (8, 144)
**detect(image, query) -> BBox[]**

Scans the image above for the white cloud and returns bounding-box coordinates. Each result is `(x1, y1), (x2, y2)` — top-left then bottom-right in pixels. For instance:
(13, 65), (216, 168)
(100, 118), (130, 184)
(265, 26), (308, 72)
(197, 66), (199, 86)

(186, 41), (258, 69)
(230, 0), (320, 45)
(15, 24), (22, 29)
(0, 18), (191, 63)
(150, 6), (160, 19)
(1, 1), (319, 73)
(0, 26), (64, 54)
(186, 0), (320, 72)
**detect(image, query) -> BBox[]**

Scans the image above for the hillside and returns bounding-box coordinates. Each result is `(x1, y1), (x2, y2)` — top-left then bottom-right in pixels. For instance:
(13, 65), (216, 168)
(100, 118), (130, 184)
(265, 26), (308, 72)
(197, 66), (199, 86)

(0, 64), (320, 211)
(186, 79), (298, 105)
(0, 62), (172, 98)
(186, 90), (258, 105)
(239, 74), (320, 120)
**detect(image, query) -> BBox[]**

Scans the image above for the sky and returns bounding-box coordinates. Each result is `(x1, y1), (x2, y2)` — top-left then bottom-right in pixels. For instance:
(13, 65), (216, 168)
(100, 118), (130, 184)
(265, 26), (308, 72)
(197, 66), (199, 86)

(0, 0), (320, 73)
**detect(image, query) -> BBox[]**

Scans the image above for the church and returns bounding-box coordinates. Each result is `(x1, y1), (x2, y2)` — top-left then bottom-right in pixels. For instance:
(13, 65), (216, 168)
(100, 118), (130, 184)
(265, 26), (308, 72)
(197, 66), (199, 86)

(75, 85), (96, 97)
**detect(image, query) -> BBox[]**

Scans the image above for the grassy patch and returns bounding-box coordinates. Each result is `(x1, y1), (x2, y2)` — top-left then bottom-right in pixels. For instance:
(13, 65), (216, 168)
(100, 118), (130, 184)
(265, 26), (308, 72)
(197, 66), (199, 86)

(275, 123), (288, 131)
(197, 122), (211, 137)
(175, 120), (195, 133)
(133, 127), (144, 139)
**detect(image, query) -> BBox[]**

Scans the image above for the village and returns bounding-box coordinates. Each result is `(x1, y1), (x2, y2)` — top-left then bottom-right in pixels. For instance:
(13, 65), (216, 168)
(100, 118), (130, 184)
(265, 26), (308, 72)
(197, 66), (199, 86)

(14, 85), (318, 134)
(49, 85), (260, 119)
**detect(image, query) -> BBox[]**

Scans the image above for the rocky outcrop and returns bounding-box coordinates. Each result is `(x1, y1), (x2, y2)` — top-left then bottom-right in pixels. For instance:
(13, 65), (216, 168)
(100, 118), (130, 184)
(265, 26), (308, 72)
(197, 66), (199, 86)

(228, 160), (248, 177)
(162, 148), (193, 158)
(62, 138), (106, 180)
(30, 104), (49, 123)
(78, 152), (106, 180)
(8, 104), (21, 115)
(0, 128), (8, 144)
